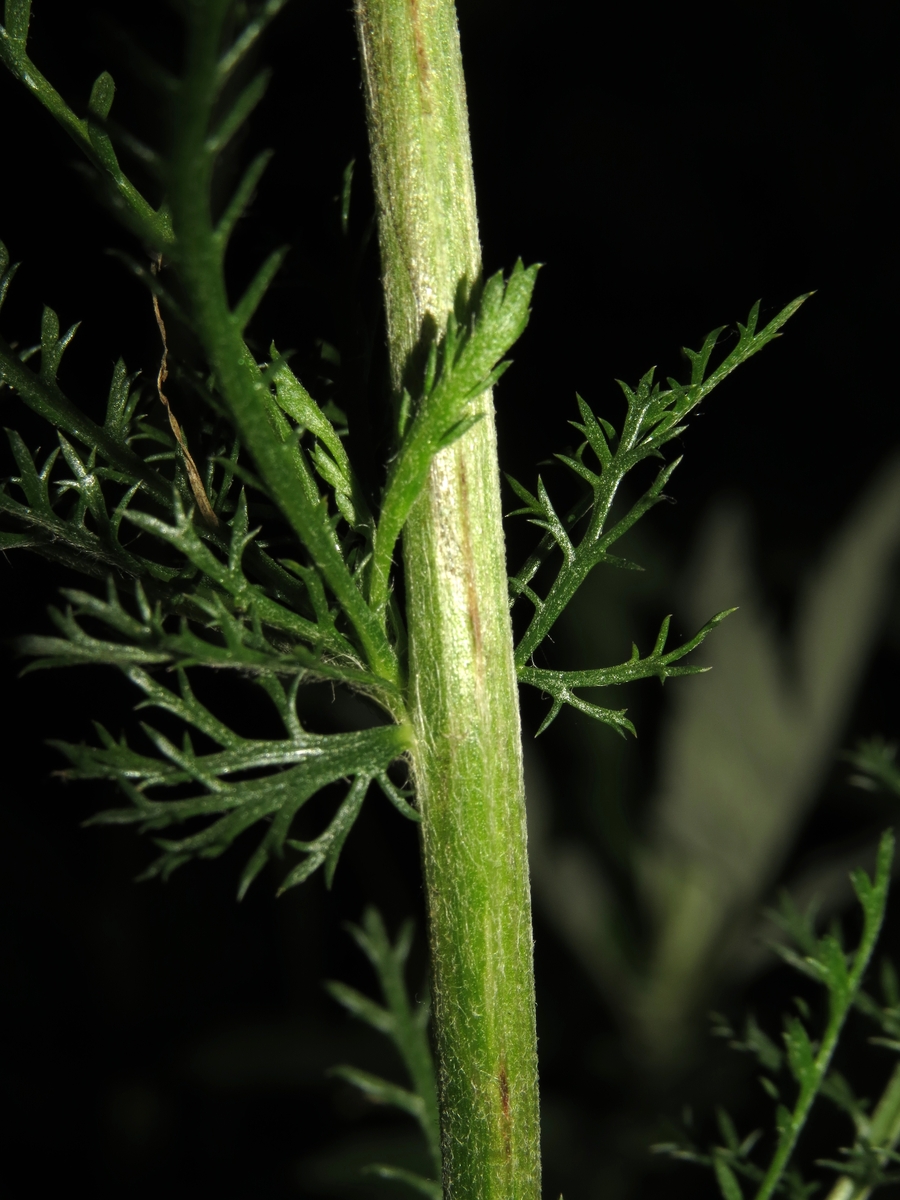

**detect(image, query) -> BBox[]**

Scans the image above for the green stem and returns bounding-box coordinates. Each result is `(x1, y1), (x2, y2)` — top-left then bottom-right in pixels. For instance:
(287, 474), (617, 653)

(354, 2), (540, 1198)
(165, 1), (399, 694)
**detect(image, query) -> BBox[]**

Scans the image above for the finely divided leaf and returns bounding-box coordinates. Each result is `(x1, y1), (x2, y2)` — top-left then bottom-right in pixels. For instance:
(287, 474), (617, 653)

(510, 300), (809, 735)
(327, 910), (441, 1176)
(56, 667), (412, 897)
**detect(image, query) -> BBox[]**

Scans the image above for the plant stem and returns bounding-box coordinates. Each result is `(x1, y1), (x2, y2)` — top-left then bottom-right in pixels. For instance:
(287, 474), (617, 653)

(165, 0), (399, 692)
(354, 2), (540, 1197)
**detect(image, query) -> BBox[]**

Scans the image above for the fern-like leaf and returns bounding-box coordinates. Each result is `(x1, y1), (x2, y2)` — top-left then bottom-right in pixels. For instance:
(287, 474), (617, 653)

(511, 299), (808, 732)
(53, 667), (412, 898)
(0, 5), (169, 245)
(521, 608), (735, 735)
(657, 831), (895, 1200)
(326, 909), (441, 1186)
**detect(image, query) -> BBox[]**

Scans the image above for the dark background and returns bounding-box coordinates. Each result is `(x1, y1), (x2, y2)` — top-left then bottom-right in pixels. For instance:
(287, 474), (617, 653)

(1, 1), (898, 1197)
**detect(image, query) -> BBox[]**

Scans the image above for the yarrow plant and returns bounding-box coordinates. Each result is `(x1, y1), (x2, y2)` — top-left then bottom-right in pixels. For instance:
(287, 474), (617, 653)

(7, 1), (886, 1198)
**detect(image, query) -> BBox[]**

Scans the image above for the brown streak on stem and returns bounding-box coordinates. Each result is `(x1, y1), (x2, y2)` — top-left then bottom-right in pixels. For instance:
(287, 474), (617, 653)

(499, 1063), (512, 1160)
(407, 0), (430, 95)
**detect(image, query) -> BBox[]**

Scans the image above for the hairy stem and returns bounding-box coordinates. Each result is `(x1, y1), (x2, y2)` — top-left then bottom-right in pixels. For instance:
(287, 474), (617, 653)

(354, 2), (540, 1197)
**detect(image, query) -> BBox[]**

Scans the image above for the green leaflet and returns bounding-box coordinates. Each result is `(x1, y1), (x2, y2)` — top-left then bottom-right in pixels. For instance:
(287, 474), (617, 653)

(367, 260), (539, 619)
(267, 347), (372, 535)
(123, 495), (363, 663)
(362, 1165), (442, 1199)
(18, 582), (372, 690)
(519, 608), (735, 736)
(510, 298), (808, 734)
(55, 666), (414, 898)
(14, 506), (394, 697)
(326, 909), (441, 1195)
(0, 3), (169, 245)
(0, 429), (148, 580)
(0, 290), (170, 507)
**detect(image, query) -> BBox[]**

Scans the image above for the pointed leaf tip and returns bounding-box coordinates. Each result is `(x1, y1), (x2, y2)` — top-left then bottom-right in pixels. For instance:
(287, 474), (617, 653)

(713, 1157), (744, 1200)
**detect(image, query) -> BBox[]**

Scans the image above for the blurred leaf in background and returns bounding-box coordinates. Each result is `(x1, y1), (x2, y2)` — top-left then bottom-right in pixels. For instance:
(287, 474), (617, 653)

(529, 456), (900, 1067)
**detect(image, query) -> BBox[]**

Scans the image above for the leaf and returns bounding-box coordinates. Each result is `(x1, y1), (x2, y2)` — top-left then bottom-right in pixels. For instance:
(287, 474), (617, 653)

(325, 981), (394, 1036)
(783, 1017), (816, 1087)
(86, 70), (120, 176)
(281, 774), (370, 893)
(232, 245), (288, 332)
(216, 0), (290, 83)
(713, 1157), (744, 1200)
(119, 506), (364, 664)
(214, 149), (275, 251)
(327, 910), (441, 1175)
(368, 261), (539, 617)
(726, 1014), (783, 1074)
(363, 1165), (442, 1200)
(0, 238), (18, 313)
(716, 1107), (740, 1153)
(504, 472), (541, 516)
(329, 1066), (426, 1122)
(103, 358), (143, 442)
(435, 410), (485, 451)
(510, 300), (809, 675)
(18, 577), (378, 692)
(519, 609), (734, 734)
(49, 660), (411, 897)
(205, 69), (271, 157)
(39, 305), (79, 384)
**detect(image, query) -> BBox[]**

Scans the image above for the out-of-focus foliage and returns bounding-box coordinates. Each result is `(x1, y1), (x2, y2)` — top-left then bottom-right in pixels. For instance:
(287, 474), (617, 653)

(529, 457), (900, 1065)
(655, 831), (894, 1200)
(324, 911), (440, 1199)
